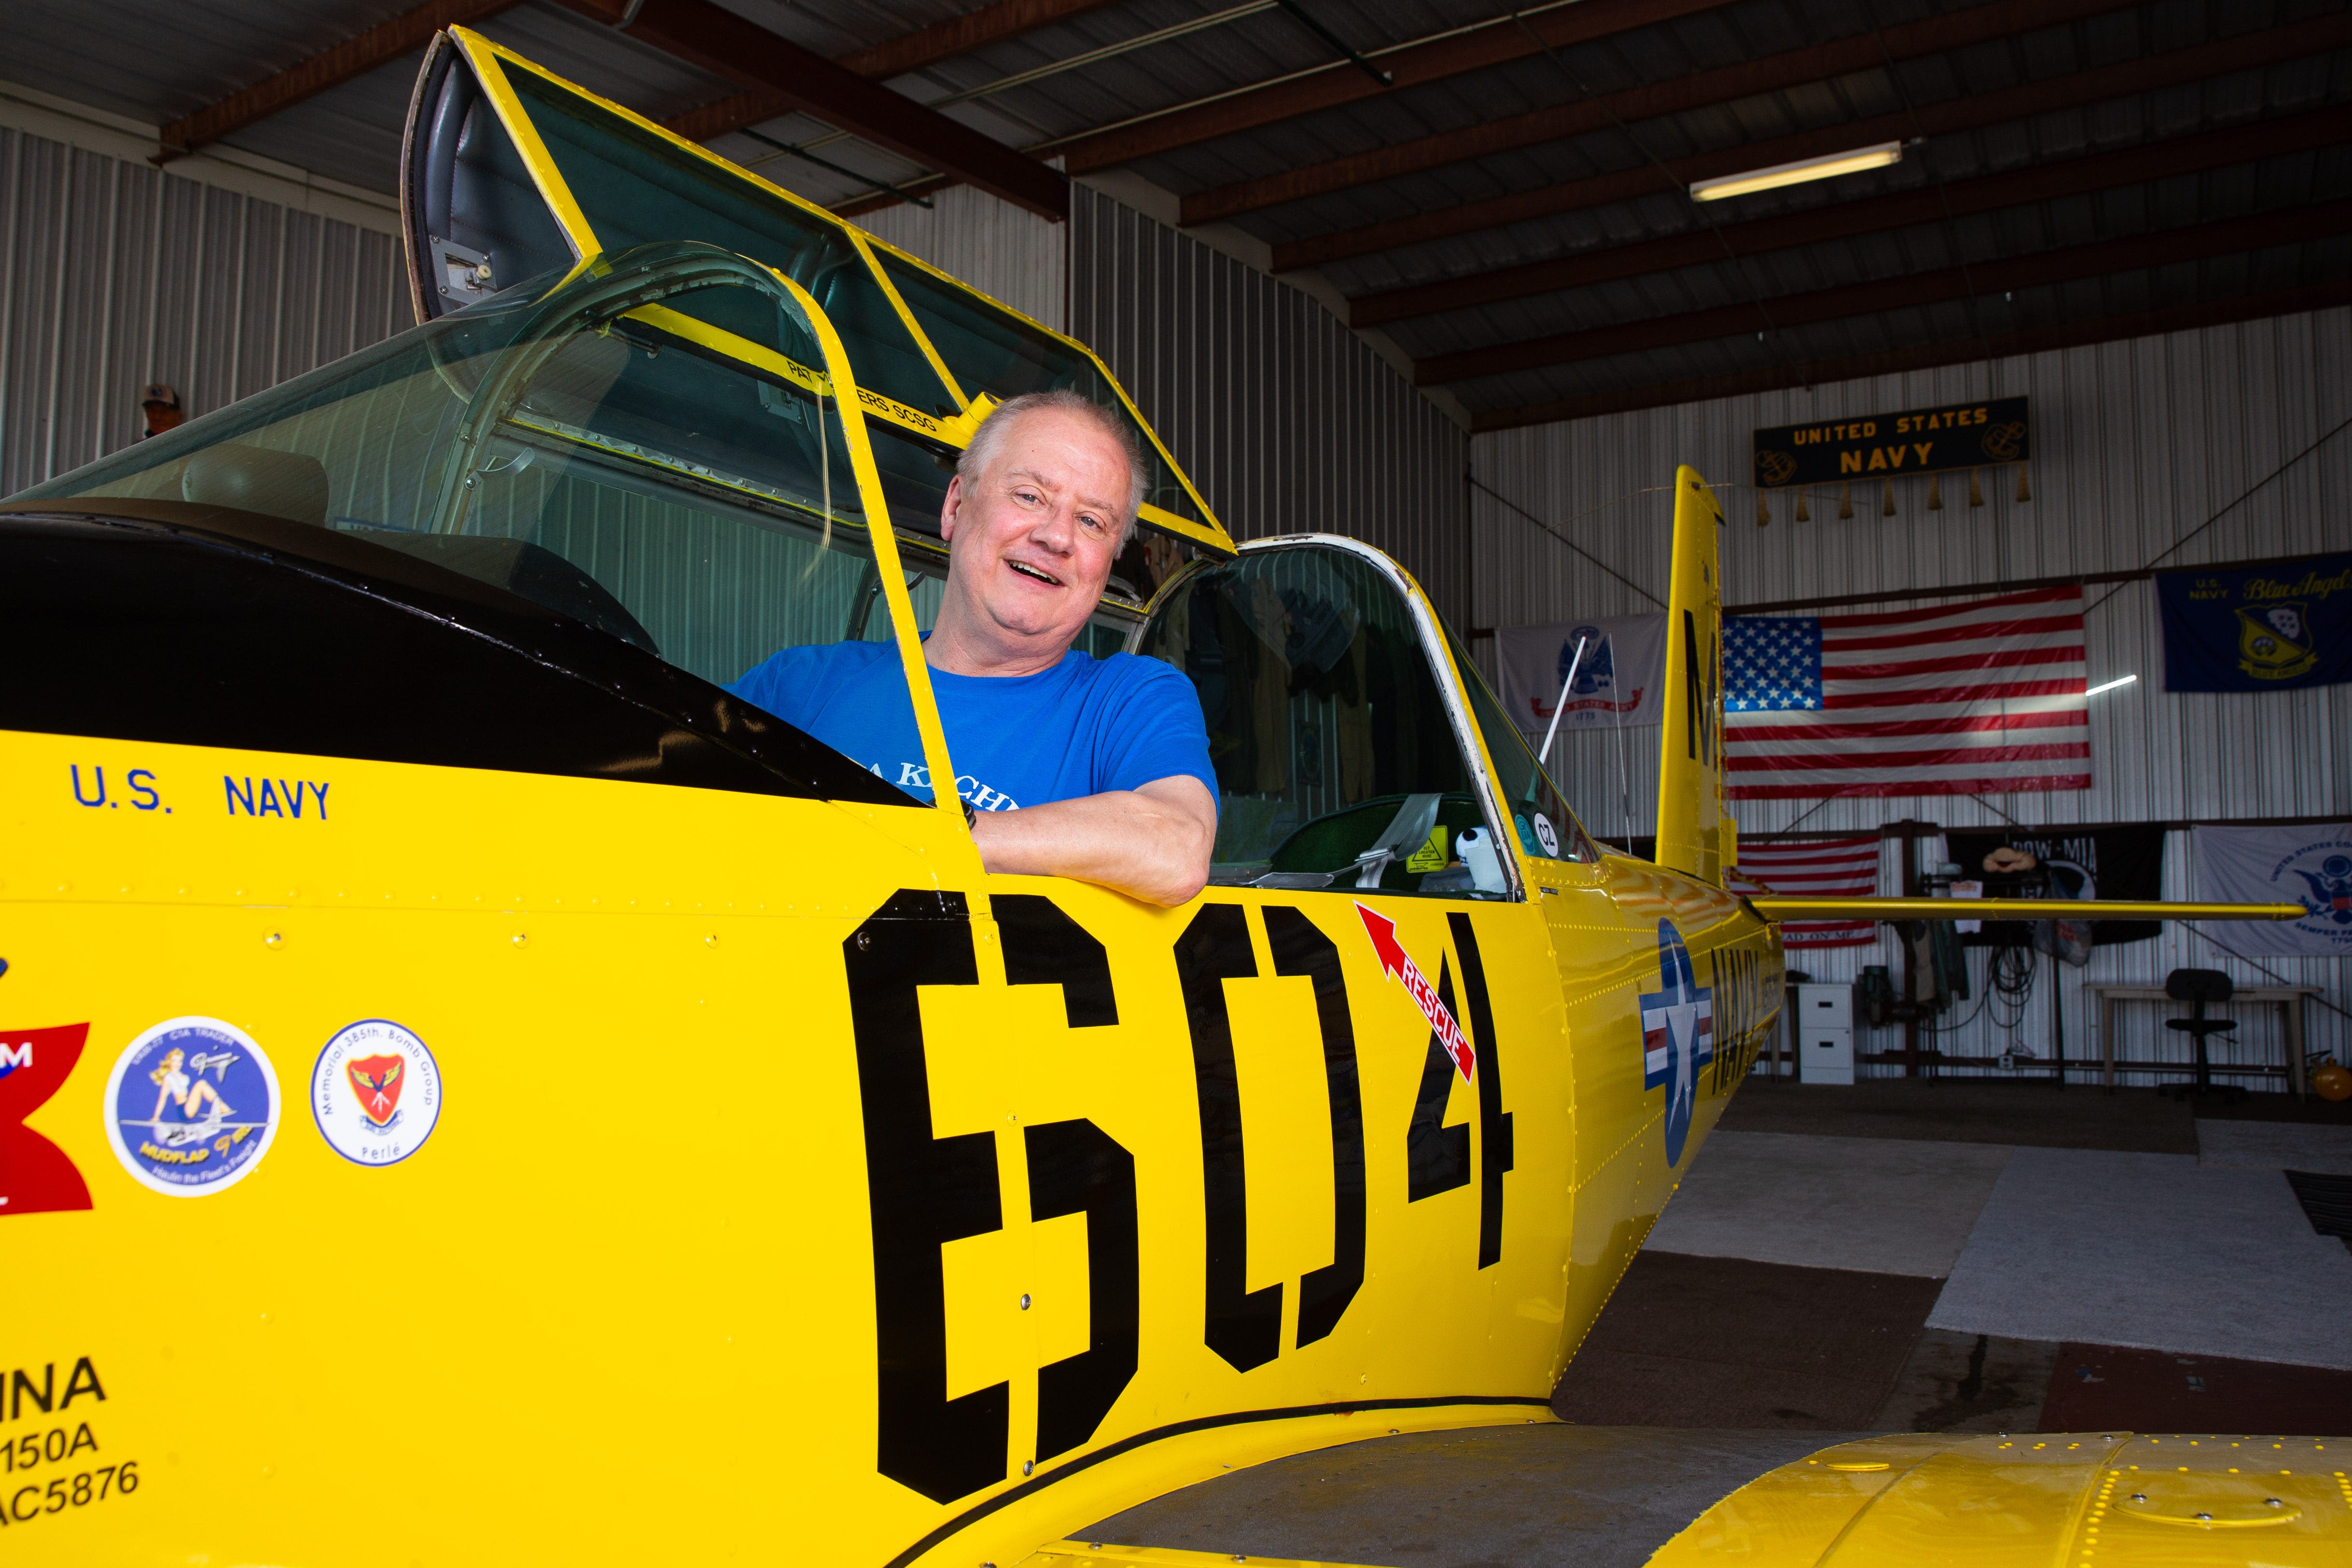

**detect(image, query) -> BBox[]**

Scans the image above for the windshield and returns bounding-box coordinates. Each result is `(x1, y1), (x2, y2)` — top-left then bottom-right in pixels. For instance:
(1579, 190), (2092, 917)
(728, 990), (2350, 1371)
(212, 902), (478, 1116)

(14, 244), (948, 725)
(874, 250), (1208, 530)
(1139, 544), (1496, 894)
(1443, 626), (1599, 864)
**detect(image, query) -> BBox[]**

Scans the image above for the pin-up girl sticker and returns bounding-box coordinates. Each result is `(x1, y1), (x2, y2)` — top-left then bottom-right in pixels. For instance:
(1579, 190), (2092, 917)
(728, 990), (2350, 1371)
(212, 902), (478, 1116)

(104, 1017), (280, 1195)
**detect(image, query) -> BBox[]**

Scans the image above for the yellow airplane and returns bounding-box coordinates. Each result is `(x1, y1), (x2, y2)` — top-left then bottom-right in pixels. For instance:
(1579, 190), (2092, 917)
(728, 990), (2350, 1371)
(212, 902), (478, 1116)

(0, 28), (2323, 1568)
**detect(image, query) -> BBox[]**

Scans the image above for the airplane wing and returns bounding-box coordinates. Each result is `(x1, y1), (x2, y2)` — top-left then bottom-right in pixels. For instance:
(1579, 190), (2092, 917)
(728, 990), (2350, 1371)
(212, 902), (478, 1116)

(1746, 897), (2303, 921)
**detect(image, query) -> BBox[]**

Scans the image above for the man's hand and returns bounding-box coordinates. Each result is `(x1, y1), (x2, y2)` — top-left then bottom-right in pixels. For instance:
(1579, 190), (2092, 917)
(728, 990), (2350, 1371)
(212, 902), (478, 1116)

(967, 775), (1216, 907)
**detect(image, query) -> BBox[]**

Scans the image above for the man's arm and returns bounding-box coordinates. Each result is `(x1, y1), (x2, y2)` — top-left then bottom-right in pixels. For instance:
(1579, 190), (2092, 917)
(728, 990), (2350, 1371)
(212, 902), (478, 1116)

(967, 775), (1216, 907)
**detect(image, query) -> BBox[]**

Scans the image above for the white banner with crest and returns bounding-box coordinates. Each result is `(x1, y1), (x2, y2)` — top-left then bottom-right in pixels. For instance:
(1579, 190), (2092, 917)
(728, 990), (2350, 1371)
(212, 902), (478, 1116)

(1495, 614), (1668, 742)
(2193, 825), (2352, 956)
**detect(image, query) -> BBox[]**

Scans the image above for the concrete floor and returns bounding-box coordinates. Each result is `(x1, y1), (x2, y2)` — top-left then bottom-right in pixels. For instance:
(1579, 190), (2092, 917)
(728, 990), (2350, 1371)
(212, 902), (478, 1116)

(1553, 1253), (1943, 1428)
(1925, 1145), (2352, 1369)
(1718, 1076), (2201, 1152)
(1642, 1109), (2352, 1371)
(1081, 1426), (1871, 1568)
(1643, 1130), (2011, 1277)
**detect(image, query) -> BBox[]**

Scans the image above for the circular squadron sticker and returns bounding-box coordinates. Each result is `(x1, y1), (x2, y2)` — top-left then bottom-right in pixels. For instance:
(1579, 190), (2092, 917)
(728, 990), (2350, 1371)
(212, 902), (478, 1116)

(104, 1017), (280, 1196)
(311, 1020), (441, 1166)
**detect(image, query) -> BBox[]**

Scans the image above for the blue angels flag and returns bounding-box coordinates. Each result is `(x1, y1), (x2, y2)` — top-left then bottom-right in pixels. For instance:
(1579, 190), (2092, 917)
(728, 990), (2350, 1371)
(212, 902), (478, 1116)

(2158, 552), (2352, 692)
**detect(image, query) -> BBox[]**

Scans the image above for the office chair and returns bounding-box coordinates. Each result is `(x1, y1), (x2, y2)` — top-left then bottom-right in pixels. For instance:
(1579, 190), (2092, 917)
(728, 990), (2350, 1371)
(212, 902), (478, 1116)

(2162, 968), (2243, 1100)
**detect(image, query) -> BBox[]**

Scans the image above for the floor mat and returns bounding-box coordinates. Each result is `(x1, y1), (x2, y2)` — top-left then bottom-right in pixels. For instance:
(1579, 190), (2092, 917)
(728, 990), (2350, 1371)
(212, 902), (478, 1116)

(2038, 1343), (2352, 1434)
(1645, 1131), (2011, 1277)
(1553, 1252), (1942, 1428)
(1928, 1147), (2352, 1369)
(1722, 1078), (2197, 1153)
(1080, 1425), (1873, 1568)
(2284, 1167), (2352, 1251)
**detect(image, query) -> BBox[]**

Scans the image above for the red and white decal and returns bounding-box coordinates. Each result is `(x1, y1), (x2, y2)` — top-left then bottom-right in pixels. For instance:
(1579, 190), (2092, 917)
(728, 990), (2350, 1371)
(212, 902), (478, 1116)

(1354, 903), (1475, 1083)
(0, 1023), (94, 1215)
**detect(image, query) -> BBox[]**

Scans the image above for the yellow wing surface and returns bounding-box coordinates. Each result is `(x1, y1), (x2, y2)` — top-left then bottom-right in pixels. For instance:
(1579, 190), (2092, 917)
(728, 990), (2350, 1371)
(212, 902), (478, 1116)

(1650, 1432), (2352, 1567)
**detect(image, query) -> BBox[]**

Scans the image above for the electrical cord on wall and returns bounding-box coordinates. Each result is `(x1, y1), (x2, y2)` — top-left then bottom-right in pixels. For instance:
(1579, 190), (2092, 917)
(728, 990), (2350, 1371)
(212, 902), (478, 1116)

(1985, 941), (2039, 1034)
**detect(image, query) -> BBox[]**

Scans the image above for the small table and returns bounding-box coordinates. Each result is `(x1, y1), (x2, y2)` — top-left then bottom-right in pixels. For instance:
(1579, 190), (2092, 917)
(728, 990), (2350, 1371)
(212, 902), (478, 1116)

(2089, 985), (2324, 1097)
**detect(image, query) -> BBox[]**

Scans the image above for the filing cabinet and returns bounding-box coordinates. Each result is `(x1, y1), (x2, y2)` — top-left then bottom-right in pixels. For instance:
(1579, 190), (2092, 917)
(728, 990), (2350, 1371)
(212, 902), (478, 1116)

(1796, 982), (1854, 1085)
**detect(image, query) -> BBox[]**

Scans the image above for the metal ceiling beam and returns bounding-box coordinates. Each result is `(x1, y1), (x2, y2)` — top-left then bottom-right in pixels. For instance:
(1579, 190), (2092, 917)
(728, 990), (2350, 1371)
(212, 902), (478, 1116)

(562, 0), (1069, 219)
(1470, 279), (2352, 432)
(1275, 12), (2352, 273)
(1052, 0), (1729, 176)
(1416, 199), (2352, 386)
(665, 0), (1132, 145)
(1353, 104), (2352, 327)
(835, 174), (955, 218)
(1183, 0), (2135, 228)
(155, 0), (522, 163)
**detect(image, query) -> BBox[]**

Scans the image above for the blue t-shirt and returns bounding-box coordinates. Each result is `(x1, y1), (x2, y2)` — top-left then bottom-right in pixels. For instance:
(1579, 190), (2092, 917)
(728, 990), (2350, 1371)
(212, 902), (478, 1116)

(727, 640), (1217, 814)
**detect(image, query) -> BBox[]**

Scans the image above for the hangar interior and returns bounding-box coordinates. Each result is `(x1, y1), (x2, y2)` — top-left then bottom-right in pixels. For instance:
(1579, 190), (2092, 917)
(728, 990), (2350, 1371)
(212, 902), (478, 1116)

(2, 0), (2349, 1556)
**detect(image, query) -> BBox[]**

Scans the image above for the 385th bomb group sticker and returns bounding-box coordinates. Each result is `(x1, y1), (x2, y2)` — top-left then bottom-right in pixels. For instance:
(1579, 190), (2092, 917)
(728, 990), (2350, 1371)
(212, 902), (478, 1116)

(310, 1020), (442, 1166)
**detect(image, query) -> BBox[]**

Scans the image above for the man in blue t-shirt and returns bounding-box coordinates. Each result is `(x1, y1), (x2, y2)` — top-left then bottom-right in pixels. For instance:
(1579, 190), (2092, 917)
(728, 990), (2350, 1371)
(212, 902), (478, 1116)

(730, 389), (1217, 906)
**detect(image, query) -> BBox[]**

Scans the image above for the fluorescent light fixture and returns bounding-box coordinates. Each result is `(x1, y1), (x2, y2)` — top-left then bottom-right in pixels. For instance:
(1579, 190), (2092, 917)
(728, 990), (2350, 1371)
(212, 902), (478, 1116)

(1690, 141), (1905, 202)
(2086, 674), (2138, 698)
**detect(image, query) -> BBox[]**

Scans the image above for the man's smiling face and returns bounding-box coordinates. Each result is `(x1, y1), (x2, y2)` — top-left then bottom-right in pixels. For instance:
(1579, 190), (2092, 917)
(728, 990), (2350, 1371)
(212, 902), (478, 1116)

(937, 405), (1131, 662)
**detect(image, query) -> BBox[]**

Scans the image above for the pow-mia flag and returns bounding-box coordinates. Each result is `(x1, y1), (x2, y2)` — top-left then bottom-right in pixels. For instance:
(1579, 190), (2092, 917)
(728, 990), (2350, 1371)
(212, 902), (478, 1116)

(2158, 551), (2352, 692)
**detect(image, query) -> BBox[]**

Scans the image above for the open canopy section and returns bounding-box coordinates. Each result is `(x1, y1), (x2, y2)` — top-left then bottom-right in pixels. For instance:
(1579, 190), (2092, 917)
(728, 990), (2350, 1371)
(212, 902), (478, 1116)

(403, 26), (1232, 597)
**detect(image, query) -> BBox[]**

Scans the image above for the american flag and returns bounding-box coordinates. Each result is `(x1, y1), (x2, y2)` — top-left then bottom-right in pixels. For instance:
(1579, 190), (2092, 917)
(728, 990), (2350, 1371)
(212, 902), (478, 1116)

(1723, 585), (2090, 799)
(1727, 836), (1883, 948)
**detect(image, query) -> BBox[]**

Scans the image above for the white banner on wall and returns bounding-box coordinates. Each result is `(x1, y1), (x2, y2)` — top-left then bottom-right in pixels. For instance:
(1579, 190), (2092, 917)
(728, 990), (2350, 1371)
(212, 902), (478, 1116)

(1496, 615), (1668, 740)
(2193, 825), (2352, 956)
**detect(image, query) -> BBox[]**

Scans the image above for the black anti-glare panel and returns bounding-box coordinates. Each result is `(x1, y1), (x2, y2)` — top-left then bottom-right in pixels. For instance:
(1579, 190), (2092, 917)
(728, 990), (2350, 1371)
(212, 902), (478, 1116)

(0, 501), (914, 807)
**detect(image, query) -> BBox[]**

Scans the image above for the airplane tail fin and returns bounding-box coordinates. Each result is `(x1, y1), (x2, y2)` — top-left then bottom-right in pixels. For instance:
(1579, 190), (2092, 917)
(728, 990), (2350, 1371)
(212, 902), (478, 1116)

(1654, 466), (1732, 885)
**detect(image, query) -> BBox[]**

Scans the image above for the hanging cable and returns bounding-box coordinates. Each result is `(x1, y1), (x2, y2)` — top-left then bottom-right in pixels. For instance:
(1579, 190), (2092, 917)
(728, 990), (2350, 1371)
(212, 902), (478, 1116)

(1466, 475), (1667, 607)
(2086, 409), (2352, 615)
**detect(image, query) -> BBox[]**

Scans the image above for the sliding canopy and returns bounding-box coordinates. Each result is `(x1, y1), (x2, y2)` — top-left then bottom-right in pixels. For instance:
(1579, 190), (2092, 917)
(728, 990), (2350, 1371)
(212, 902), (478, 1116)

(402, 26), (1234, 591)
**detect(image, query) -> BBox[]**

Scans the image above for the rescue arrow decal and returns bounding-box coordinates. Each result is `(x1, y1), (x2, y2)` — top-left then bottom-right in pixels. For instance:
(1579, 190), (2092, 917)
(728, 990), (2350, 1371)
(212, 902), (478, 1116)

(1354, 903), (1474, 1083)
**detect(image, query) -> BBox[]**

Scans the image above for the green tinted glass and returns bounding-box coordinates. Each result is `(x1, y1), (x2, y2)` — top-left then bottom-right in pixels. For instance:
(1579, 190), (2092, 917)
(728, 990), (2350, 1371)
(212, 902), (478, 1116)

(876, 251), (1206, 525)
(1444, 627), (1596, 864)
(1139, 545), (1503, 896)
(18, 259), (915, 730)
(502, 67), (955, 417)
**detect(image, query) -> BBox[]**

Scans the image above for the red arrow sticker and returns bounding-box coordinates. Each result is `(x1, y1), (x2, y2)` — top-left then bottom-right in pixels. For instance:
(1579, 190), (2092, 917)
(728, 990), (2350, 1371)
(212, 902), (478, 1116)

(0, 1023), (94, 1216)
(1355, 903), (1475, 1083)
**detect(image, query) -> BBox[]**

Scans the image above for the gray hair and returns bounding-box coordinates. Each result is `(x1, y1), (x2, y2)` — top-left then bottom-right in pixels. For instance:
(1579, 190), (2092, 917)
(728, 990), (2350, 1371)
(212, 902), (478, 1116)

(955, 389), (1149, 543)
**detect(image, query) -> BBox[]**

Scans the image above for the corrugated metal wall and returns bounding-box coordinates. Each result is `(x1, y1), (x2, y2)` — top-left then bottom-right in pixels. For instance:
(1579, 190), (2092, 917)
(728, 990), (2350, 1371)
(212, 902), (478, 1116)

(1069, 185), (1471, 631)
(0, 129), (405, 495)
(854, 182), (1066, 336)
(1472, 307), (2352, 1083)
